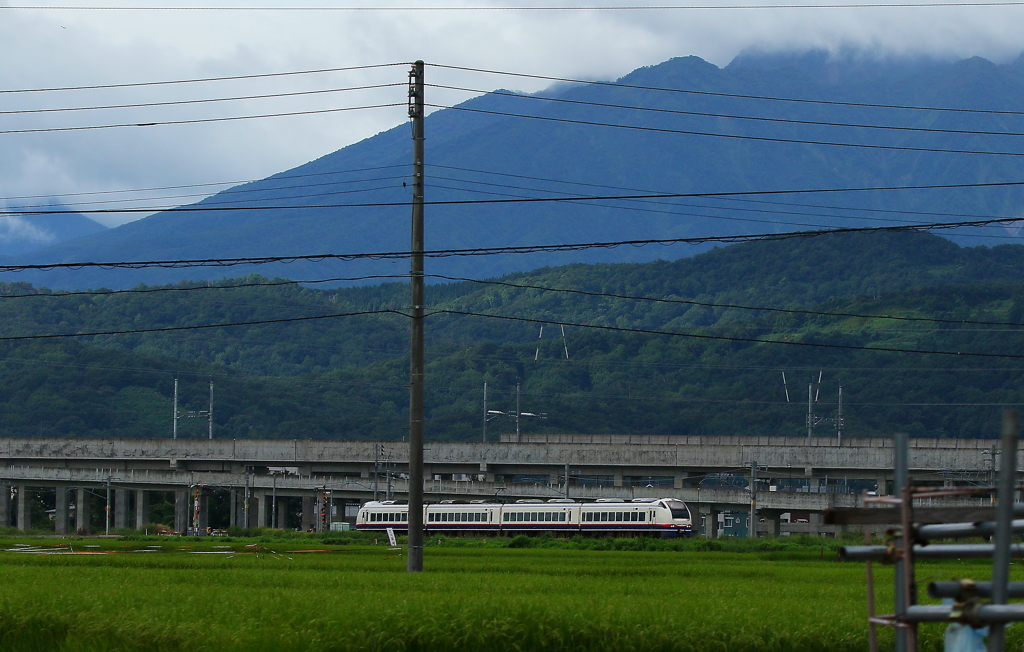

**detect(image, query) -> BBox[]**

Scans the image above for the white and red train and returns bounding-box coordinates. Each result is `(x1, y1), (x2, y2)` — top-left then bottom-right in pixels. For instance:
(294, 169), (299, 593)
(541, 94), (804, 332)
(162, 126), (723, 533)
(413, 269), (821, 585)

(356, 498), (694, 537)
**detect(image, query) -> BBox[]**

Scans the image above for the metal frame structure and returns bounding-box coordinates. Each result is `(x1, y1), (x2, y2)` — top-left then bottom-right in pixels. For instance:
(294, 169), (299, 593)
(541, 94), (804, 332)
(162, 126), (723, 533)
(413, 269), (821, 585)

(840, 411), (1021, 652)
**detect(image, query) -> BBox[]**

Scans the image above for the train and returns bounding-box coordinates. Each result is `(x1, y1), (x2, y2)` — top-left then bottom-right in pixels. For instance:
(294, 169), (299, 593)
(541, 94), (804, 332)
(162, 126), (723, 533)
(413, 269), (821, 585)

(356, 497), (694, 537)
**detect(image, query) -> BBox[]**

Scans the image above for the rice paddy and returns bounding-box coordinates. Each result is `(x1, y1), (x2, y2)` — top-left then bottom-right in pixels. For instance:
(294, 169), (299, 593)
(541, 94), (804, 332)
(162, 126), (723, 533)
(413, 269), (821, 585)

(0, 535), (1017, 652)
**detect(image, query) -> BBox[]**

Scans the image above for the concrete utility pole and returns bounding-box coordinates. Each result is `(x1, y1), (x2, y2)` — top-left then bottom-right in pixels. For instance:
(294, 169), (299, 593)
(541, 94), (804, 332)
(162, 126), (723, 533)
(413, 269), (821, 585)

(749, 461), (757, 539)
(105, 477), (112, 535)
(173, 377), (178, 439)
(407, 59), (425, 573)
(208, 379), (214, 440)
(482, 381), (488, 443)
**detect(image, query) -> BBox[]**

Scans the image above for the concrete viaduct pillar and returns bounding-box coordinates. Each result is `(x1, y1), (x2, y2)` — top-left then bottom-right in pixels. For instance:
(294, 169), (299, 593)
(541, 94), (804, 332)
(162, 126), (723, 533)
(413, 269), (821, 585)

(15, 483), (30, 531)
(174, 490), (188, 534)
(54, 485), (70, 535)
(0, 482), (9, 528)
(301, 496), (315, 531)
(276, 496), (289, 530)
(75, 487), (90, 534)
(114, 489), (129, 530)
(254, 490), (267, 528)
(134, 490), (149, 530)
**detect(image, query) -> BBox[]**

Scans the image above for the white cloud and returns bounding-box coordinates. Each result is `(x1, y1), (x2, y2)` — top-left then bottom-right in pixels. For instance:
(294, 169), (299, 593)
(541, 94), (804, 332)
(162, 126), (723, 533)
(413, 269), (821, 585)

(0, 214), (54, 244)
(2, 0), (1024, 226)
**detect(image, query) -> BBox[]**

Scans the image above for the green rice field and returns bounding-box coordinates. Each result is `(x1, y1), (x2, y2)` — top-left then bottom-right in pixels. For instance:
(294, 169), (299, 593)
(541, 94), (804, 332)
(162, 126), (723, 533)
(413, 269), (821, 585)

(0, 535), (1018, 652)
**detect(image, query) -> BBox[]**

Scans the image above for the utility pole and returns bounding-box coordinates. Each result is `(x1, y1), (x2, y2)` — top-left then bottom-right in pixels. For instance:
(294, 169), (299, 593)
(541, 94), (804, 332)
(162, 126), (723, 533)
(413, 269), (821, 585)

(243, 466), (250, 530)
(482, 381), (488, 443)
(749, 461), (757, 539)
(105, 477), (112, 535)
(271, 474), (278, 529)
(565, 463), (570, 499)
(208, 378), (214, 440)
(407, 59), (425, 573)
(173, 377), (179, 439)
(516, 383), (522, 443)
(836, 384), (844, 446)
(806, 383), (814, 445)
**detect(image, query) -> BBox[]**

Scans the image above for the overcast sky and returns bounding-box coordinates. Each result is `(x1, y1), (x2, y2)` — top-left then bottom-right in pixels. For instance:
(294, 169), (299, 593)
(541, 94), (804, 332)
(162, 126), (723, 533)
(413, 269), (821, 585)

(3, 1), (1024, 227)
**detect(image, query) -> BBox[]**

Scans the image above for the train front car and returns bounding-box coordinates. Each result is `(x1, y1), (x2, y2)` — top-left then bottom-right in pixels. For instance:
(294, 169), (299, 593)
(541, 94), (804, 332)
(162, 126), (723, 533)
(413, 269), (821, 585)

(356, 501), (410, 533)
(657, 499), (695, 537)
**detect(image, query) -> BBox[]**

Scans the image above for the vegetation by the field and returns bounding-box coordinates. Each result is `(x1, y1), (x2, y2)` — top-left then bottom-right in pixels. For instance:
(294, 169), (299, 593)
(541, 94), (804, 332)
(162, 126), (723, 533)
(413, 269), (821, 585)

(0, 534), (1017, 652)
(2, 230), (1023, 440)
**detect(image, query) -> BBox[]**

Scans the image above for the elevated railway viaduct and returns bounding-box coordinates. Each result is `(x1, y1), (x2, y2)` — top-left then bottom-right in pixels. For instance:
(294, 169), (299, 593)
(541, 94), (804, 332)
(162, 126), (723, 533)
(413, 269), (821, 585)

(0, 435), (1006, 537)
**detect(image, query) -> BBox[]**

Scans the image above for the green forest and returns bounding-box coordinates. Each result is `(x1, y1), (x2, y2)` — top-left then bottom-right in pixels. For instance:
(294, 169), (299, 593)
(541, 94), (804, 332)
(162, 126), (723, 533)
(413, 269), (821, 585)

(2, 229), (1023, 441)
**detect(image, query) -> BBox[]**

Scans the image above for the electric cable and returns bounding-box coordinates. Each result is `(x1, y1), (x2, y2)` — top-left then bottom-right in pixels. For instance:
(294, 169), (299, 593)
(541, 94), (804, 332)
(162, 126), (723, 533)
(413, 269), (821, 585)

(431, 309), (1024, 359)
(0, 83), (404, 116)
(429, 84), (1024, 138)
(431, 103), (1024, 158)
(0, 102), (404, 135)
(0, 164), (407, 203)
(0, 215), (1022, 274)
(6, 3), (1024, 10)
(0, 309), (407, 342)
(0, 62), (409, 94)
(430, 62), (1024, 116)
(8, 177), (1024, 215)
(428, 274), (1024, 327)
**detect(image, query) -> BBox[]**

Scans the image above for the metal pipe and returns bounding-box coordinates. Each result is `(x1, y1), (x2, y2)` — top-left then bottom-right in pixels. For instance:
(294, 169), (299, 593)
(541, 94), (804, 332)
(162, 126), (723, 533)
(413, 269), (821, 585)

(841, 543), (1024, 562)
(904, 604), (1024, 624)
(893, 432), (910, 652)
(929, 581), (1024, 600)
(989, 410), (1020, 652)
(917, 519), (1024, 540)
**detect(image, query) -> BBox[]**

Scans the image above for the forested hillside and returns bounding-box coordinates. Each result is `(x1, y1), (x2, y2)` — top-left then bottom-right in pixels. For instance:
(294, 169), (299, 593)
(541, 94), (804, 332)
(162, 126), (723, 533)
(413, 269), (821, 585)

(1, 230), (1022, 440)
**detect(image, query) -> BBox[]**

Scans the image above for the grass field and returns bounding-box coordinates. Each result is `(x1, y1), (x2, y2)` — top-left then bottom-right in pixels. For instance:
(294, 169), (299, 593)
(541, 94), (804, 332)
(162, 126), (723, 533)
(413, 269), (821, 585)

(0, 535), (1017, 652)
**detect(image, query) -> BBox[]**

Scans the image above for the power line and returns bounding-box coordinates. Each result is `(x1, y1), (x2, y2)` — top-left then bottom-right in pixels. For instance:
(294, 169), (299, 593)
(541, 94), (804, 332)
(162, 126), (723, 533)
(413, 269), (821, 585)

(0, 215), (1020, 274)
(0, 63), (409, 94)
(1, 83), (404, 117)
(429, 274), (1024, 327)
(9, 178), (1024, 215)
(3, 268), (1018, 329)
(430, 84), (1024, 139)
(0, 309), (406, 342)
(0, 164), (407, 203)
(433, 309), (1024, 360)
(430, 63), (1024, 117)
(0, 102), (404, 135)
(432, 103), (1024, 158)
(6, 3), (1024, 9)
(432, 162), (1024, 225)
(8, 175), (408, 211)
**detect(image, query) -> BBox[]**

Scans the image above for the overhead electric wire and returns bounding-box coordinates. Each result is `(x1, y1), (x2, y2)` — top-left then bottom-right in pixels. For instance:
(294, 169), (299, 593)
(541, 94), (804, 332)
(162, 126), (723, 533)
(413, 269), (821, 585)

(429, 274), (1024, 327)
(432, 309), (1024, 360)
(432, 162), (1024, 225)
(7, 3), (1024, 10)
(0, 62), (409, 95)
(0, 215), (1022, 275)
(0, 102), (404, 135)
(430, 63), (1024, 117)
(429, 83), (1024, 139)
(7, 175), (408, 211)
(427, 176), (1024, 235)
(0, 164), (408, 203)
(2, 267), (1020, 330)
(0, 309), (407, 343)
(9, 177), (1024, 216)
(431, 102), (1024, 158)
(0, 83), (404, 116)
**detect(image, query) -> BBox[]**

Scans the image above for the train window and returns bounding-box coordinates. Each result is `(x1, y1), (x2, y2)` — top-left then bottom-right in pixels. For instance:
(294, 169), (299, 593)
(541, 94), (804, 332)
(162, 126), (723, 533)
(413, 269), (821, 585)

(560, 513), (566, 522)
(630, 512), (637, 522)
(402, 513), (407, 521)
(428, 513), (434, 522)
(503, 513), (509, 522)
(615, 512), (622, 522)
(639, 512), (645, 521)
(599, 512), (606, 522)
(530, 512), (536, 521)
